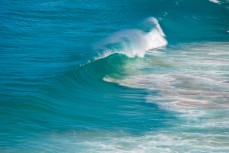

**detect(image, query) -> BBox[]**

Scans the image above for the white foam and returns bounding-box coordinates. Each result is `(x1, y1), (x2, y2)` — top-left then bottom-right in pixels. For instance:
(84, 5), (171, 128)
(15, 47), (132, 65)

(209, 0), (221, 4)
(103, 42), (229, 121)
(99, 41), (229, 152)
(32, 130), (229, 153)
(95, 17), (167, 59)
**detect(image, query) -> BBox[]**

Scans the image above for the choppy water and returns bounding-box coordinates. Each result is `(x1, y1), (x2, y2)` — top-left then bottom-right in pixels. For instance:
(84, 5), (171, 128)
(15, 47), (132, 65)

(0, 0), (229, 152)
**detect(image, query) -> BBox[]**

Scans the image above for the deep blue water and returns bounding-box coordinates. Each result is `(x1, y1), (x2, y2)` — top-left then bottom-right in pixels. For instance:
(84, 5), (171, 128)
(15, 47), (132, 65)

(1, 0), (229, 152)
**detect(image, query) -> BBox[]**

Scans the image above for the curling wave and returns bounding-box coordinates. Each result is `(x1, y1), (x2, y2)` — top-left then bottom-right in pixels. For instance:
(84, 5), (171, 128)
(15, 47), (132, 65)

(95, 17), (167, 59)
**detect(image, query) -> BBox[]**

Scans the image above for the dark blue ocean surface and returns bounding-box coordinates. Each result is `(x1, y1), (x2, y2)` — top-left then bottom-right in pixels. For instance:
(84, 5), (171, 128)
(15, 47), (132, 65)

(1, 0), (229, 152)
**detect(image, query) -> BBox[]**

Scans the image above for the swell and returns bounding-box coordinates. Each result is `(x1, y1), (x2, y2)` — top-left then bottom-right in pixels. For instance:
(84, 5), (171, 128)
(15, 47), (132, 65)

(0, 17), (170, 143)
(158, 0), (229, 43)
(70, 17), (168, 84)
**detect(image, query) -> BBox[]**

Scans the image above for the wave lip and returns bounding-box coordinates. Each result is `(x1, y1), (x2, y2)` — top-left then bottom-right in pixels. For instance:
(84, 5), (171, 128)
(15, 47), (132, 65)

(209, 0), (221, 4)
(95, 17), (167, 59)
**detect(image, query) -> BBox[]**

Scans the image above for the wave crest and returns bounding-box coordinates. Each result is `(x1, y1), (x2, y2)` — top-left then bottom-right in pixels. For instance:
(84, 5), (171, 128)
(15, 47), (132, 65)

(95, 17), (167, 59)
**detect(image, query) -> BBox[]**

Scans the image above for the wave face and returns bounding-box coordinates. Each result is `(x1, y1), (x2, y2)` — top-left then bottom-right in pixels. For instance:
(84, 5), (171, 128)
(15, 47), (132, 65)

(0, 0), (229, 152)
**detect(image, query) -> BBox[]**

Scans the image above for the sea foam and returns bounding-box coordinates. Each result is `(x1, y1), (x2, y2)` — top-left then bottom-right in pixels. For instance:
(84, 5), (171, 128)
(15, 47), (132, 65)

(209, 0), (221, 4)
(103, 42), (229, 119)
(95, 17), (167, 59)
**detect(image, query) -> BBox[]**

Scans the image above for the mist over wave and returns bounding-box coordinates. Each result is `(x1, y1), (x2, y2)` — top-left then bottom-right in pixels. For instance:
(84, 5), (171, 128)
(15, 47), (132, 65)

(95, 17), (167, 59)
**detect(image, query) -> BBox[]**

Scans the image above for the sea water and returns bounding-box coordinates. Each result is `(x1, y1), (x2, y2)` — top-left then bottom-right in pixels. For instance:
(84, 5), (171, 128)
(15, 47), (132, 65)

(0, 0), (229, 152)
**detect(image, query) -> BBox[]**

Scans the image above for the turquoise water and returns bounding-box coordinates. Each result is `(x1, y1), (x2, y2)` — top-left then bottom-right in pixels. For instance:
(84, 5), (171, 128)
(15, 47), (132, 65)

(0, 0), (229, 152)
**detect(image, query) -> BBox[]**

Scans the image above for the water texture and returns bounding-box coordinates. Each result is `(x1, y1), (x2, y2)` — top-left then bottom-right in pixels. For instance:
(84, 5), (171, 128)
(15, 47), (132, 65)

(0, 0), (229, 152)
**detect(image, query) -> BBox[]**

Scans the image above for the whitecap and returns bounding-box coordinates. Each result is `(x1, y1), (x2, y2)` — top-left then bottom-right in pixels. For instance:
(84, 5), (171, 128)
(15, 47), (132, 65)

(95, 17), (167, 59)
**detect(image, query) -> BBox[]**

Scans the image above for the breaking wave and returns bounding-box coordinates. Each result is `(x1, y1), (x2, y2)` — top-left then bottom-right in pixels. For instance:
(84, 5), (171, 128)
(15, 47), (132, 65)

(94, 17), (167, 59)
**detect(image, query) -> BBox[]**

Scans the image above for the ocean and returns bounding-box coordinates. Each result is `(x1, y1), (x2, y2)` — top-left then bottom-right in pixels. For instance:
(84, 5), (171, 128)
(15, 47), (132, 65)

(0, 0), (229, 152)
